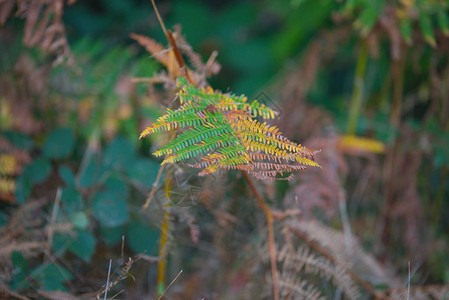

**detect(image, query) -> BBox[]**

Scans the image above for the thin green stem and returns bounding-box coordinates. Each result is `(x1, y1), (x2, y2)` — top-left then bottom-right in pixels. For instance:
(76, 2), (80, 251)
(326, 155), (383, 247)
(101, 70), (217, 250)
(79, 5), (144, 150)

(156, 169), (172, 298)
(347, 39), (368, 135)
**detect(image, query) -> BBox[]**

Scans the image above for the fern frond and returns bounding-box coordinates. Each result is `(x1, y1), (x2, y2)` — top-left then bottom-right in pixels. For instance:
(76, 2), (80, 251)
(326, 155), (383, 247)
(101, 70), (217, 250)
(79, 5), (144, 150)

(178, 77), (278, 119)
(130, 33), (169, 67)
(140, 77), (320, 180)
(279, 245), (361, 300)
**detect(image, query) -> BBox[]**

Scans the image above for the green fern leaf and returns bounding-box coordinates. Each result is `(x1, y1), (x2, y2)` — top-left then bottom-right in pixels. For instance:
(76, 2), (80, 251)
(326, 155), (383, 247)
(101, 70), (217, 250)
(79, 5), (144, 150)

(140, 77), (320, 180)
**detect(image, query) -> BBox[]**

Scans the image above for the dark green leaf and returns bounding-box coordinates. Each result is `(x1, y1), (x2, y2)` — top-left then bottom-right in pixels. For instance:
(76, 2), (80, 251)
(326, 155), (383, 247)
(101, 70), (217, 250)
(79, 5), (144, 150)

(437, 11), (449, 36)
(92, 191), (128, 227)
(126, 221), (159, 255)
(103, 137), (136, 171)
(400, 17), (412, 44)
(2, 131), (34, 150)
(42, 128), (75, 159)
(100, 225), (125, 246)
(355, 0), (383, 35)
(52, 233), (71, 257)
(23, 158), (52, 185)
(59, 165), (76, 186)
(68, 230), (96, 262)
(126, 158), (159, 188)
(14, 174), (32, 204)
(78, 155), (102, 188)
(10, 251), (29, 290)
(0, 213), (5, 226)
(31, 263), (72, 291)
(419, 11), (436, 47)
(104, 176), (129, 199)
(61, 187), (83, 215)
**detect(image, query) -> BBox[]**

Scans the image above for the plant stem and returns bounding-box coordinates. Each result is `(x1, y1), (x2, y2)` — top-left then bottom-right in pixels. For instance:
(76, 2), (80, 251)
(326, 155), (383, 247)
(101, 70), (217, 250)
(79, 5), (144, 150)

(347, 39), (368, 135)
(157, 173), (172, 298)
(143, 164), (165, 209)
(241, 171), (279, 300)
(390, 48), (405, 127)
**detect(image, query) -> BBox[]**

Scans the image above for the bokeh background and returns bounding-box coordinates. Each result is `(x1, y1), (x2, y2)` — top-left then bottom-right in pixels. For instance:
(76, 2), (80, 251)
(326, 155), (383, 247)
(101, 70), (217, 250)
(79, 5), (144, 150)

(1, 0), (449, 299)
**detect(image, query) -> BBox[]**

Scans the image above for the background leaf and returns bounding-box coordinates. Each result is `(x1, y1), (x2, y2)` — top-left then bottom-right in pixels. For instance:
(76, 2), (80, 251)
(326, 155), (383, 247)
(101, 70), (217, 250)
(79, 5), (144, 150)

(68, 230), (96, 262)
(92, 191), (129, 227)
(42, 128), (75, 160)
(126, 221), (159, 255)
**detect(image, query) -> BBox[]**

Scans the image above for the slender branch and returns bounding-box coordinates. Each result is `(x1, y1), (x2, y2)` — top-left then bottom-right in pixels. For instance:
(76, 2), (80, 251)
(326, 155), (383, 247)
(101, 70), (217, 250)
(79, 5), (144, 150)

(142, 164), (165, 209)
(104, 259), (112, 300)
(150, 0), (168, 39)
(166, 30), (196, 86)
(45, 188), (62, 254)
(156, 168), (173, 298)
(241, 171), (279, 300)
(390, 47), (405, 127)
(158, 270), (183, 300)
(347, 39), (368, 135)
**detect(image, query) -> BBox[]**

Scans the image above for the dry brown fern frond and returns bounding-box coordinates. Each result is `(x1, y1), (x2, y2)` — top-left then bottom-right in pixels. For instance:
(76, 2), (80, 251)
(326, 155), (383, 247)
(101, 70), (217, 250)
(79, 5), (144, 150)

(277, 276), (324, 300)
(278, 244), (361, 300)
(287, 219), (394, 288)
(0, 197), (73, 267)
(284, 135), (347, 219)
(173, 25), (221, 80)
(0, 241), (46, 259)
(381, 130), (428, 261)
(388, 284), (449, 300)
(130, 33), (170, 69)
(0, 0), (76, 66)
(0, 198), (47, 234)
(130, 27), (221, 103)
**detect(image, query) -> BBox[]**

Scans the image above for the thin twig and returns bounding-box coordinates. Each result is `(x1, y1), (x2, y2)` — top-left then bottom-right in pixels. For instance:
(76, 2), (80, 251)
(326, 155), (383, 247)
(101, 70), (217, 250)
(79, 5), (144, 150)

(167, 30), (195, 85)
(242, 171), (279, 300)
(0, 282), (31, 300)
(104, 259), (112, 300)
(150, 0), (168, 39)
(143, 164), (165, 209)
(157, 270), (183, 300)
(110, 289), (125, 300)
(156, 173), (173, 297)
(140, 254), (162, 262)
(407, 261), (410, 300)
(121, 235), (125, 263)
(46, 188), (62, 254)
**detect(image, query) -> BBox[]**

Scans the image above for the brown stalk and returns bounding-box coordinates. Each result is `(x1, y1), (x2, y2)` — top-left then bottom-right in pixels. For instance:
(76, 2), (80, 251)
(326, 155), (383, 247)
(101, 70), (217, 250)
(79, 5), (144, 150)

(390, 46), (405, 127)
(242, 171), (279, 300)
(166, 30), (196, 86)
